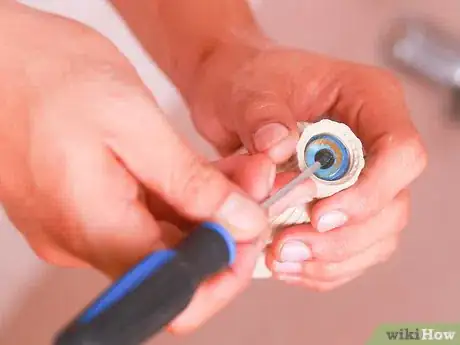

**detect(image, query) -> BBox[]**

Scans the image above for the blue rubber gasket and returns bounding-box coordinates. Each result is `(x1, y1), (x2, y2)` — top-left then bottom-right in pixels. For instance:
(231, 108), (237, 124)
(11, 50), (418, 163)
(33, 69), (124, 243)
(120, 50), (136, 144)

(304, 134), (350, 181)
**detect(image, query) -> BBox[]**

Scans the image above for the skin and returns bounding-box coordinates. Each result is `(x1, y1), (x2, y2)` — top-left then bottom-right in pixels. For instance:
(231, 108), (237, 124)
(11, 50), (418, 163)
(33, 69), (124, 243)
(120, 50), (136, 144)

(111, 0), (427, 329)
(0, 0), (427, 335)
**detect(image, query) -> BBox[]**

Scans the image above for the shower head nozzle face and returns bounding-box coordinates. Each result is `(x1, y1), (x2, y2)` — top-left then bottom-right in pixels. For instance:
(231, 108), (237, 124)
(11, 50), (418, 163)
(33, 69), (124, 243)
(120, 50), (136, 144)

(253, 119), (365, 279)
(304, 133), (350, 181)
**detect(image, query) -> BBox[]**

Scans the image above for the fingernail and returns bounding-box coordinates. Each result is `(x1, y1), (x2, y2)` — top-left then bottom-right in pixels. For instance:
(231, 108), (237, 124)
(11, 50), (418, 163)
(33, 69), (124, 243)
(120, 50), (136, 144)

(272, 261), (303, 274)
(279, 241), (311, 262)
(217, 192), (267, 241)
(268, 135), (298, 163)
(254, 123), (290, 152)
(317, 211), (348, 232)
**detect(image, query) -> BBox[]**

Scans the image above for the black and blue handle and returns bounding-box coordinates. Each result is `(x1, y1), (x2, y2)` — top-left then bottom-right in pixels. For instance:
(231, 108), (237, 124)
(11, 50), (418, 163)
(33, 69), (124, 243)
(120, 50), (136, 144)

(54, 222), (236, 345)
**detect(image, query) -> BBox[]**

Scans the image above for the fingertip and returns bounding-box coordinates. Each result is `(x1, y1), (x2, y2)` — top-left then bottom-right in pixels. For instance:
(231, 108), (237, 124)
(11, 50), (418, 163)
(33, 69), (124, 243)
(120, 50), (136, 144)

(278, 240), (312, 262)
(216, 192), (269, 242)
(253, 123), (298, 163)
(237, 154), (277, 201)
(314, 210), (348, 233)
(269, 225), (315, 262)
(268, 135), (298, 163)
(253, 123), (289, 151)
(309, 187), (355, 231)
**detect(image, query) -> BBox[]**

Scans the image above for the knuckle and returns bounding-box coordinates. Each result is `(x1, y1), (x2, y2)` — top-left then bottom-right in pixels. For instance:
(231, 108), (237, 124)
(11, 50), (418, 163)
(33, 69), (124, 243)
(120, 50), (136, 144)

(397, 188), (411, 204)
(314, 236), (351, 262)
(231, 85), (264, 112)
(352, 64), (404, 95)
(34, 66), (142, 127)
(181, 159), (210, 192)
(366, 67), (404, 93)
(27, 229), (87, 268)
(31, 242), (65, 266)
(176, 157), (226, 217)
(32, 244), (55, 263)
(397, 135), (428, 179)
(413, 137), (428, 174)
(244, 100), (289, 130)
(67, 51), (134, 87)
(377, 133), (427, 190)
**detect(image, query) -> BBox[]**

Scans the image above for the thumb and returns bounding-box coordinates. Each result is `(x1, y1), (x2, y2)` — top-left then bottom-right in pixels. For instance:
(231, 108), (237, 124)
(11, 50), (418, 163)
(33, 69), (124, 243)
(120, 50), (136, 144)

(232, 95), (299, 163)
(104, 96), (270, 242)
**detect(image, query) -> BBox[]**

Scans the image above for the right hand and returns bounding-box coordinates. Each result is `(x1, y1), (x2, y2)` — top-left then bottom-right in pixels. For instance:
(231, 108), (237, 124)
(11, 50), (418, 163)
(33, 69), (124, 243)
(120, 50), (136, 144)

(0, 3), (272, 333)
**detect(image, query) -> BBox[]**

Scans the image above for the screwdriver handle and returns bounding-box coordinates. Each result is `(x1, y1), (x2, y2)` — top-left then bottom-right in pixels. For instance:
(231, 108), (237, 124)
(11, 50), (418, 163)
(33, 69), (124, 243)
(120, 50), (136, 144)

(54, 222), (236, 345)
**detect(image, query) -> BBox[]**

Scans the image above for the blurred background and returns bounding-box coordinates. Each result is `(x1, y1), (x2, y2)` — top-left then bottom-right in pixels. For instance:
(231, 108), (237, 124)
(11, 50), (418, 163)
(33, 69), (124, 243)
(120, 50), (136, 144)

(1, 0), (459, 344)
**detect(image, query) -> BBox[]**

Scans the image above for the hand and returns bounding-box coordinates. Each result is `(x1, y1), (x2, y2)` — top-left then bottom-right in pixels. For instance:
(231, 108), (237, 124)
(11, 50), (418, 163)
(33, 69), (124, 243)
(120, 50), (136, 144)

(188, 44), (427, 290)
(0, 3), (273, 332)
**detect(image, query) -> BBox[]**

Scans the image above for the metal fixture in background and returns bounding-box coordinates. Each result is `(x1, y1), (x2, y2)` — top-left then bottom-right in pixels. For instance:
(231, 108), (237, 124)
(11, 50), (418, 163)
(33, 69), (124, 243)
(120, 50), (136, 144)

(383, 18), (460, 118)
(384, 18), (460, 88)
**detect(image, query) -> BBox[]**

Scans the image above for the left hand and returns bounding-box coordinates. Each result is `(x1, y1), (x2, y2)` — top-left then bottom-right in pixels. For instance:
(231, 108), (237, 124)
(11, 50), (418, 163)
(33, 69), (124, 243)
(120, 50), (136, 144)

(187, 44), (427, 290)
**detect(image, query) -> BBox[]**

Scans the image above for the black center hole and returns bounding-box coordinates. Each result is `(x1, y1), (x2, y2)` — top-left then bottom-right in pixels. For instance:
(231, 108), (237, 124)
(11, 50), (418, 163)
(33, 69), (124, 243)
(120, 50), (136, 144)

(314, 149), (335, 169)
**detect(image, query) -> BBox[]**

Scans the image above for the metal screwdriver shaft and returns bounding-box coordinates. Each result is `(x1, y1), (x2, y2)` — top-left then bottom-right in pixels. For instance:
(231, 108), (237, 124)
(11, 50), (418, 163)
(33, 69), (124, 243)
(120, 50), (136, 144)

(260, 161), (321, 209)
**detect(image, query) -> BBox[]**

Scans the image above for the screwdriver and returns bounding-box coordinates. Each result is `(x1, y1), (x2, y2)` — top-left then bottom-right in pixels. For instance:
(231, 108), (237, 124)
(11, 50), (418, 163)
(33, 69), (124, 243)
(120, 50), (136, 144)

(54, 161), (322, 345)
